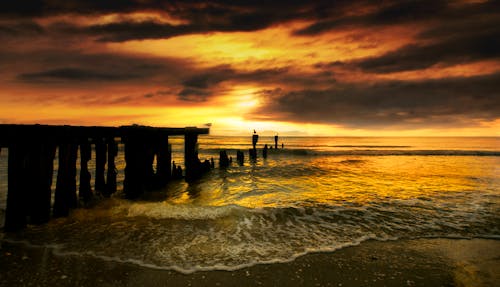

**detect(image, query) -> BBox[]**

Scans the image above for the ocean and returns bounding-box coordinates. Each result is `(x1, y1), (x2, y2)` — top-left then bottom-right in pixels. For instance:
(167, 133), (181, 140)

(0, 136), (499, 274)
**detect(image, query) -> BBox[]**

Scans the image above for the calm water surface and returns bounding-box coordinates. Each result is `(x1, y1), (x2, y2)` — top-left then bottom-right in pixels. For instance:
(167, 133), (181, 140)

(0, 136), (499, 273)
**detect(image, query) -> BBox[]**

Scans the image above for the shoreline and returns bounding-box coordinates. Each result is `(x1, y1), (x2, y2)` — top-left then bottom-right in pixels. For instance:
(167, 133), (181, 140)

(1, 237), (498, 287)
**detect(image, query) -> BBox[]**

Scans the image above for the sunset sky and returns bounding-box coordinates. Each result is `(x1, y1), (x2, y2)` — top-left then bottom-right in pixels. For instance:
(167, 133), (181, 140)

(1, 0), (499, 136)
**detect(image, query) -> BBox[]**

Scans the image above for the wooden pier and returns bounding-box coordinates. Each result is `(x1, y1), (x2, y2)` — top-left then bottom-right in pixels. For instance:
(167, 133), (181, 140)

(0, 124), (209, 231)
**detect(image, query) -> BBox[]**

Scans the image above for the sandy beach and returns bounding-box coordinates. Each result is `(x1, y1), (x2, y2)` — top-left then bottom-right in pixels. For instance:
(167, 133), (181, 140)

(0, 238), (498, 287)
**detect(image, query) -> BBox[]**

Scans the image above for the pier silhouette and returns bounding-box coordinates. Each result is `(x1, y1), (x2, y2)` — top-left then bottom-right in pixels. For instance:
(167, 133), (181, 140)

(0, 124), (209, 231)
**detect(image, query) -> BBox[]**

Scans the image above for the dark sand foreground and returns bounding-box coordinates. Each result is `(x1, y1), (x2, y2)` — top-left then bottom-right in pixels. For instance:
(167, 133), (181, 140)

(0, 238), (498, 287)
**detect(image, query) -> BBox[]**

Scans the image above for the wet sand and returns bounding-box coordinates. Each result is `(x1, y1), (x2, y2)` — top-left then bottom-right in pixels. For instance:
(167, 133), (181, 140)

(0, 238), (498, 287)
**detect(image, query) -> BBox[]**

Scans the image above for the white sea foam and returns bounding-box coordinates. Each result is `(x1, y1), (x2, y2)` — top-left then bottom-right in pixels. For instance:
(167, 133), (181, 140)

(124, 202), (246, 220)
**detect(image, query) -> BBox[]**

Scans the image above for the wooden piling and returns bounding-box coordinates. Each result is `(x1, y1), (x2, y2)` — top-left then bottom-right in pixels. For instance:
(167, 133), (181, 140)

(123, 133), (155, 197)
(219, 150), (230, 168)
(105, 138), (118, 196)
(4, 143), (29, 231)
(155, 137), (171, 186)
(53, 143), (78, 217)
(94, 138), (107, 194)
(28, 142), (56, 224)
(123, 136), (141, 198)
(184, 132), (199, 181)
(79, 141), (92, 203)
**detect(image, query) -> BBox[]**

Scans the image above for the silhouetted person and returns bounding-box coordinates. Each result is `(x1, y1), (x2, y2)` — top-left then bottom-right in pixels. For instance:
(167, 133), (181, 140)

(263, 144), (268, 158)
(172, 161), (177, 177)
(210, 157), (215, 168)
(282, 143), (284, 149)
(274, 134), (278, 149)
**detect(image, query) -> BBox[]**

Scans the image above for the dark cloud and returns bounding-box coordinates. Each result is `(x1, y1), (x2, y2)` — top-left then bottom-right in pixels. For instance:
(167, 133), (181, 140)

(0, 21), (45, 38)
(1, 0), (353, 41)
(356, 28), (500, 73)
(6, 49), (192, 86)
(2, 0), (498, 44)
(294, 0), (497, 36)
(178, 87), (212, 102)
(313, 11), (500, 74)
(356, 18), (500, 73)
(19, 67), (145, 82)
(252, 73), (500, 128)
(177, 65), (335, 101)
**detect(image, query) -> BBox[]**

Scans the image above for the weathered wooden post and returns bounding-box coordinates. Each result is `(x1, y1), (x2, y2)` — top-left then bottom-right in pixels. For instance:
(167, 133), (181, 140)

(94, 138), (107, 194)
(219, 150), (229, 168)
(250, 130), (259, 160)
(105, 138), (118, 196)
(184, 131), (199, 181)
(144, 138), (156, 190)
(123, 134), (141, 198)
(79, 141), (92, 203)
(53, 142), (78, 217)
(156, 136), (171, 186)
(237, 150), (244, 165)
(4, 143), (29, 231)
(28, 142), (56, 224)
(274, 134), (278, 149)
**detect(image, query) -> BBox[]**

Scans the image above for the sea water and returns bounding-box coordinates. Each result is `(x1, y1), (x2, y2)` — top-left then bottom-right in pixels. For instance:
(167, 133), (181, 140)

(0, 136), (499, 273)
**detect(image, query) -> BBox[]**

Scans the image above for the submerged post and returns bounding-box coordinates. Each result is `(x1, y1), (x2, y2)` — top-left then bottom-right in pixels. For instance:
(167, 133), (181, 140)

(123, 135), (141, 198)
(4, 143), (29, 231)
(184, 131), (199, 181)
(79, 141), (92, 203)
(105, 138), (118, 196)
(94, 138), (107, 194)
(250, 130), (259, 160)
(53, 142), (78, 217)
(28, 142), (56, 224)
(155, 136), (171, 186)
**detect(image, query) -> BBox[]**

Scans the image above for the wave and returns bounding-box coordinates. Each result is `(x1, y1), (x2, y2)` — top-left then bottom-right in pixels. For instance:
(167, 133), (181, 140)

(3, 232), (498, 274)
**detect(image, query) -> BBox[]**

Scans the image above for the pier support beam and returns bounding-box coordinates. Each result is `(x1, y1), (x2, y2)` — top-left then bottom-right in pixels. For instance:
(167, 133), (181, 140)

(28, 142), (56, 224)
(53, 143), (78, 217)
(155, 136), (171, 187)
(5, 144), (29, 231)
(79, 141), (92, 203)
(94, 138), (107, 194)
(123, 134), (155, 198)
(105, 138), (118, 196)
(184, 132), (199, 181)
(5, 141), (56, 230)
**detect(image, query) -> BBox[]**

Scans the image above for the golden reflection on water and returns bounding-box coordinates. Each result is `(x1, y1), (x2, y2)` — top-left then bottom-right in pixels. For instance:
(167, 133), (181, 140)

(159, 152), (499, 210)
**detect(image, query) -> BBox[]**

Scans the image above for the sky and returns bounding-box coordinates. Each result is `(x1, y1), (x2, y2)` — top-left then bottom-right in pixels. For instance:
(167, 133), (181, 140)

(0, 0), (499, 136)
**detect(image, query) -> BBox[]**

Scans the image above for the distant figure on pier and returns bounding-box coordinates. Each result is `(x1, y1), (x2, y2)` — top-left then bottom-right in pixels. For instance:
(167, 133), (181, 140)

(263, 144), (268, 158)
(274, 134), (278, 149)
(172, 161), (177, 177)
